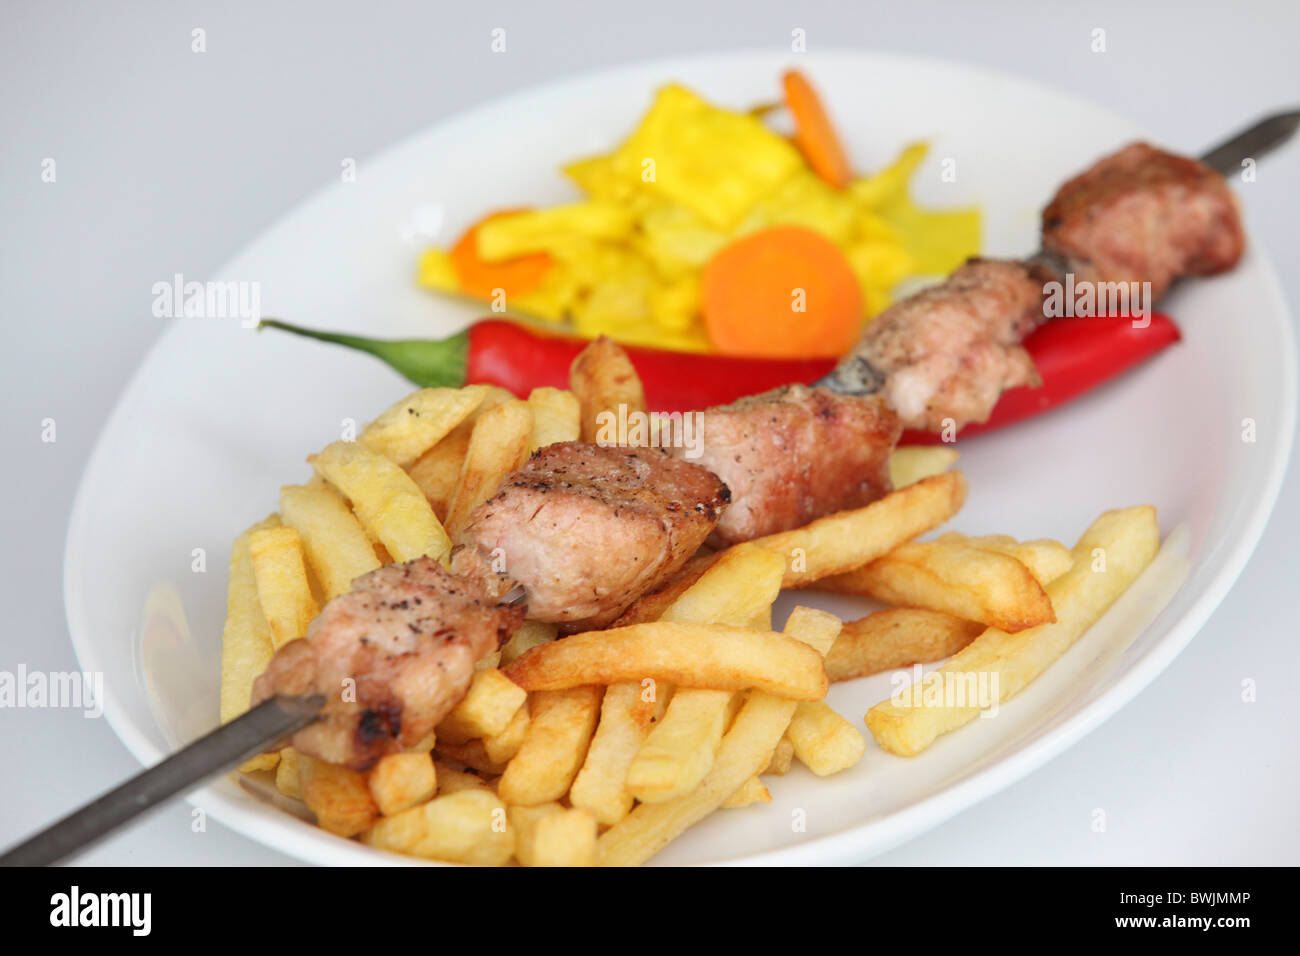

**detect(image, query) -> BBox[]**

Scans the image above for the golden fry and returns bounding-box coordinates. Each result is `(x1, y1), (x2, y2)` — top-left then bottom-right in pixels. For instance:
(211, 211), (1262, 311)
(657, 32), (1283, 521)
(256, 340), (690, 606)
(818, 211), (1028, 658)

(934, 531), (1073, 586)
(609, 552), (716, 627)
(220, 514), (282, 773)
(435, 668), (528, 744)
(721, 775), (772, 809)
(570, 337), (647, 443)
(443, 399), (533, 536)
(248, 525), (319, 650)
(360, 385), (488, 468)
(527, 386), (581, 451)
(866, 506), (1160, 756)
(820, 538), (1055, 632)
(626, 544), (785, 803)
(362, 789), (512, 865)
(499, 620), (558, 666)
(757, 471), (967, 587)
(503, 621), (828, 701)
(432, 761), (493, 795)
(786, 701), (866, 776)
(597, 607), (842, 866)
(826, 608), (983, 682)
(300, 758), (379, 837)
(312, 440), (452, 563)
(482, 703), (530, 764)
(510, 803), (598, 867)
(279, 482), (380, 600)
(407, 386), (515, 520)
(569, 682), (658, 826)
(367, 752), (437, 817)
(888, 446), (959, 489)
(497, 686), (602, 806)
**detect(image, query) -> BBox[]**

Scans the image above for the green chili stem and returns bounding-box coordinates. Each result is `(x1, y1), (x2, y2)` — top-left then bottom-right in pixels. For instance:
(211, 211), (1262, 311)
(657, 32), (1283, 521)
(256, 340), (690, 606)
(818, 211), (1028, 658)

(258, 318), (469, 389)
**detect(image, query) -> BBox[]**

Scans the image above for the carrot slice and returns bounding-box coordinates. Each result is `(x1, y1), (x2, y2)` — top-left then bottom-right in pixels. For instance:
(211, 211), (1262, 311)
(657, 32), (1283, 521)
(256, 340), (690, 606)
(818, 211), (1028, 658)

(782, 69), (852, 189)
(449, 208), (552, 300)
(701, 225), (863, 358)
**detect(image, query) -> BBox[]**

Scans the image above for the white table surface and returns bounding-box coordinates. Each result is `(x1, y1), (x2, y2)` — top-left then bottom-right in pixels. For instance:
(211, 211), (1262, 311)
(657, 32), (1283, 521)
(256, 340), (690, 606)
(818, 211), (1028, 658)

(2, 0), (1296, 866)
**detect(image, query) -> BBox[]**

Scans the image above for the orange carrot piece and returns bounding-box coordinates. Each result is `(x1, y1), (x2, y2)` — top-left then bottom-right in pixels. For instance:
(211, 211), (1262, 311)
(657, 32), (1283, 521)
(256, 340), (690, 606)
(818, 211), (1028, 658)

(782, 70), (852, 189)
(449, 209), (552, 300)
(701, 225), (863, 358)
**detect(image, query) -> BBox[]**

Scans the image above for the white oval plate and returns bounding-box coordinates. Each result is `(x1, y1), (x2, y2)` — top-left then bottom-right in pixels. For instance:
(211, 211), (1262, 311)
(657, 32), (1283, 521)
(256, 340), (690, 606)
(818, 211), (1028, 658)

(64, 51), (1295, 866)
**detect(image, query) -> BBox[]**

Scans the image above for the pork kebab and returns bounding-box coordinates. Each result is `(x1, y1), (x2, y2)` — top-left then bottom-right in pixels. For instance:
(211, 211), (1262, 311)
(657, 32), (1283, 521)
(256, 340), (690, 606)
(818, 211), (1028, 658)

(255, 138), (1247, 768)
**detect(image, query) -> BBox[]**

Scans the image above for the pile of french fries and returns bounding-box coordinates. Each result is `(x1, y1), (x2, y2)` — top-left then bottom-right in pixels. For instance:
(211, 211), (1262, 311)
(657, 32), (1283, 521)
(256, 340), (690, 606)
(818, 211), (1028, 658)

(220, 339), (1160, 866)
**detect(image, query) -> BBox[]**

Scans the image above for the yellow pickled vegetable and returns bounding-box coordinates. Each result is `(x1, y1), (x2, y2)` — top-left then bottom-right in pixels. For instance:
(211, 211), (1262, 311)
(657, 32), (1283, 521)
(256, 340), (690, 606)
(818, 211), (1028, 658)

(415, 74), (981, 353)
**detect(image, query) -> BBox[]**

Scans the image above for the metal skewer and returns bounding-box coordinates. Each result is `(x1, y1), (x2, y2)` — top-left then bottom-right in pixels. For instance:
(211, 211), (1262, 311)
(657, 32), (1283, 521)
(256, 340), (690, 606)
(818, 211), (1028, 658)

(0, 695), (323, 867)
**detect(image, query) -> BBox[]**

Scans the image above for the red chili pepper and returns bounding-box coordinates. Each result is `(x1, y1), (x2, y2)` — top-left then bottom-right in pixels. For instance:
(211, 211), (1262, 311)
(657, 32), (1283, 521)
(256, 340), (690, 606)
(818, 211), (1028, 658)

(899, 313), (1181, 444)
(259, 313), (1179, 431)
(259, 318), (835, 413)
(465, 321), (836, 412)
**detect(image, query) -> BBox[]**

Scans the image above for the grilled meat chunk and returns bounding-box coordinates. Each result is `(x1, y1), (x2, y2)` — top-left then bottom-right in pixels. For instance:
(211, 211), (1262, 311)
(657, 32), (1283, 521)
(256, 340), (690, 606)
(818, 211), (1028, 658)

(680, 385), (900, 544)
(251, 557), (520, 769)
(450, 442), (728, 628)
(1042, 142), (1244, 300)
(842, 259), (1047, 432)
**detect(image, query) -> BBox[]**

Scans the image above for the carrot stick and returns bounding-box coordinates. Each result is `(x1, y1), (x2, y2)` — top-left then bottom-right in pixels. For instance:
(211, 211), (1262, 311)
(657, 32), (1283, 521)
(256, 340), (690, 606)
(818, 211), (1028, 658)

(449, 208), (552, 300)
(782, 69), (852, 189)
(701, 225), (863, 358)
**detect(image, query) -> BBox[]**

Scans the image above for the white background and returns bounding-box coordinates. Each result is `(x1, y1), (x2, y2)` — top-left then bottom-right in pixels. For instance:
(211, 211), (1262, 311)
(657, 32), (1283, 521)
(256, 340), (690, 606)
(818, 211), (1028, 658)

(1, 0), (1296, 865)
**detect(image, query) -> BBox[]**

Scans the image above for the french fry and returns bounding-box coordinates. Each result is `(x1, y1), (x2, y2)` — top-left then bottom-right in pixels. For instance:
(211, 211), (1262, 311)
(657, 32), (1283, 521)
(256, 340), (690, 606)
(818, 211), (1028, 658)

(274, 747), (303, 798)
(503, 621), (828, 701)
(509, 803), (598, 867)
(570, 337), (647, 443)
(300, 758), (379, 837)
(569, 682), (657, 826)
(367, 752), (437, 816)
(405, 731), (437, 753)
(657, 544), (785, 627)
(279, 482), (380, 600)
(433, 761), (493, 795)
(609, 552), (716, 627)
(721, 775), (771, 809)
(435, 739), (509, 776)
(248, 525), (319, 650)
(482, 703), (530, 764)
(435, 668), (528, 744)
(407, 386), (515, 520)
(866, 505), (1160, 756)
(759, 471), (967, 587)
(312, 440), (452, 563)
(934, 532), (1073, 586)
(786, 701), (866, 776)
(820, 538), (1055, 632)
(361, 789), (513, 865)
(360, 385), (488, 468)
(597, 607), (842, 866)
(443, 399), (534, 536)
(527, 386), (581, 451)
(617, 473), (965, 629)
(826, 608), (983, 682)
(220, 514), (282, 773)
(763, 735), (795, 776)
(626, 689), (733, 804)
(497, 686), (602, 806)
(499, 620), (558, 666)
(626, 545), (786, 803)
(888, 446), (959, 489)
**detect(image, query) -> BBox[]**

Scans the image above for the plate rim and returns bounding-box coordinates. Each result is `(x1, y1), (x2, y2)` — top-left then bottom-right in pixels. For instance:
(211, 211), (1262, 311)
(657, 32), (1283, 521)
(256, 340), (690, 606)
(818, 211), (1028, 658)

(61, 47), (1299, 866)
